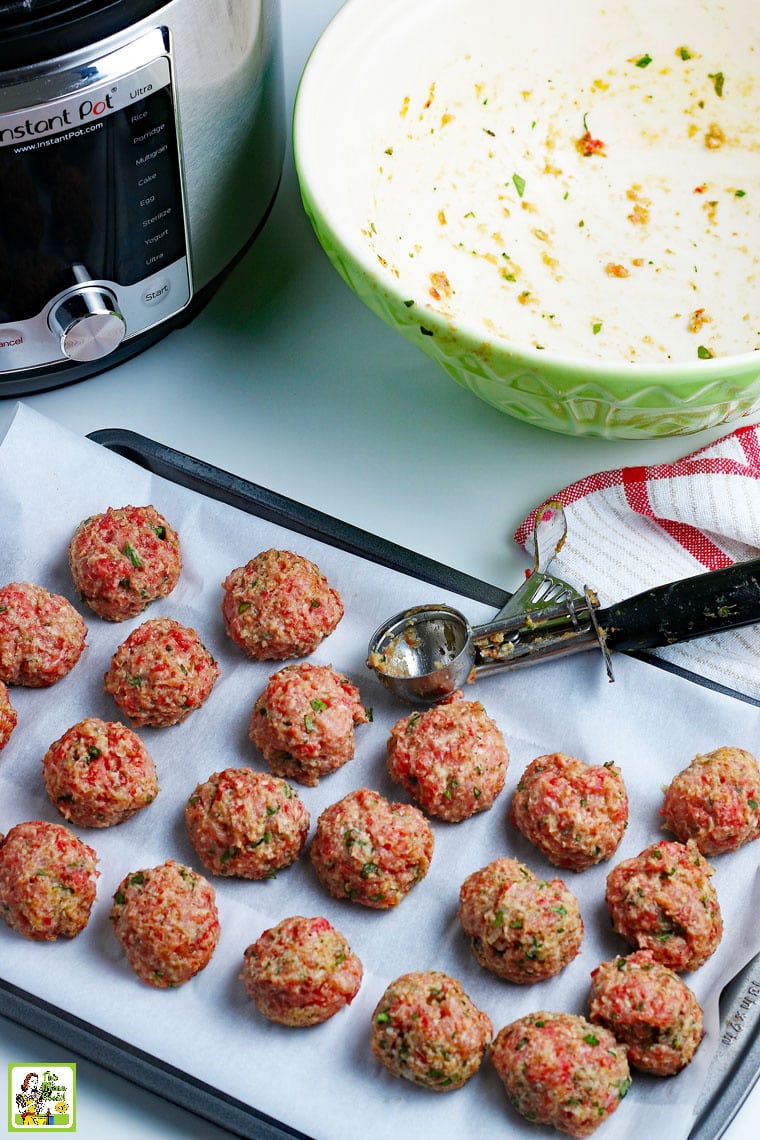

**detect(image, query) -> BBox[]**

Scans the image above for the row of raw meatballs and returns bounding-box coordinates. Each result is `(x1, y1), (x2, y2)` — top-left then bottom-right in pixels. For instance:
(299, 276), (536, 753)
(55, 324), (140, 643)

(0, 503), (346, 738)
(2, 501), (760, 860)
(0, 815), (707, 1139)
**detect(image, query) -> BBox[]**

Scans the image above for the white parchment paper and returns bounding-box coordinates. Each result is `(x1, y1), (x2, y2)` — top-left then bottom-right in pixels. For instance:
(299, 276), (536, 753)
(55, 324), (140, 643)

(1, 403), (760, 1140)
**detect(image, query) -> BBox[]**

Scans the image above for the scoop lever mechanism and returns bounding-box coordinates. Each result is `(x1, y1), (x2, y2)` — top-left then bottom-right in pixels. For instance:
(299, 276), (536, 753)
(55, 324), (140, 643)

(366, 501), (760, 704)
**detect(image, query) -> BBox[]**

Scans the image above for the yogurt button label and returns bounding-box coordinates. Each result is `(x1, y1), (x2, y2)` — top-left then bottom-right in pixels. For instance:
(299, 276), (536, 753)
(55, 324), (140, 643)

(141, 278), (171, 307)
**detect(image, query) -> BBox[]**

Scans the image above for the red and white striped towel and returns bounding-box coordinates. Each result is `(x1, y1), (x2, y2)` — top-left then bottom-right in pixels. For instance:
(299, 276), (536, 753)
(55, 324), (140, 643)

(514, 424), (760, 702)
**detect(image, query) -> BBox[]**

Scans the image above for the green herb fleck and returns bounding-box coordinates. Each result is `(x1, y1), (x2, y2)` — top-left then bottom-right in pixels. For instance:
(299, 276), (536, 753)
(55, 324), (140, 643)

(512, 172), (526, 197)
(122, 542), (142, 569)
(709, 71), (725, 97)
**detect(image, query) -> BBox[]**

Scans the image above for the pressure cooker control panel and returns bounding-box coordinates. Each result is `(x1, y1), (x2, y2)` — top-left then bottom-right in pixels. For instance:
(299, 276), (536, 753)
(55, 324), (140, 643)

(0, 27), (191, 373)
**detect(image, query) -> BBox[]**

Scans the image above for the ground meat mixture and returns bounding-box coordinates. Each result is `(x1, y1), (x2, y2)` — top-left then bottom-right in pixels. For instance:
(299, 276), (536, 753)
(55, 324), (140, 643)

(371, 971), (492, 1091)
(0, 679), (17, 749)
(510, 751), (628, 871)
(458, 857), (583, 983)
(310, 786), (434, 908)
(241, 915), (363, 1026)
(110, 858), (220, 988)
(588, 950), (704, 1075)
(661, 746), (760, 855)
(605, 839), (722, 972)
(249, 662), (369, 786)
(41, 717), (159, 828)
(386, 690), (509, 822)
(490, 1011), (631, 1137)
(221, 548), (343, 660)
(0, 820), (98, 941)
(68, 504), (182, 621)
(0, 581), (86, 687)
(104, 616), (219, 727)
(185, 767), (310, 878)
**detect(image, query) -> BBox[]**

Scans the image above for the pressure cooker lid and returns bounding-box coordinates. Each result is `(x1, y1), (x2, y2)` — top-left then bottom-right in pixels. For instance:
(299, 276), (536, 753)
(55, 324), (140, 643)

(0, 0), (170, 69)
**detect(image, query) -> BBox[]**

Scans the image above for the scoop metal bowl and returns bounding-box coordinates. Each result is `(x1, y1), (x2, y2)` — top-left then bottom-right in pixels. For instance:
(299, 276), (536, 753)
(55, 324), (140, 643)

(367, 502), (760, 704)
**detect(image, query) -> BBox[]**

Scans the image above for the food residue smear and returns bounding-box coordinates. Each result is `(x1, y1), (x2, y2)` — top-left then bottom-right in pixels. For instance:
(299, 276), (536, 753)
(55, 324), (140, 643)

(364, 12), (760, 364)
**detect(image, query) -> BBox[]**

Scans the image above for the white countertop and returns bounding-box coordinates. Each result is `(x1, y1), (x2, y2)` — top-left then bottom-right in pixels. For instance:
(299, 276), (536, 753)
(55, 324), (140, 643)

(1, 2), (758, 1137)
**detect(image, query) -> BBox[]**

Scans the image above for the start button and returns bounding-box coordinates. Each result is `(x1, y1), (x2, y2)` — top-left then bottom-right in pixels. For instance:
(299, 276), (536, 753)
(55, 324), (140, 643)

(141, 277), (172, 307)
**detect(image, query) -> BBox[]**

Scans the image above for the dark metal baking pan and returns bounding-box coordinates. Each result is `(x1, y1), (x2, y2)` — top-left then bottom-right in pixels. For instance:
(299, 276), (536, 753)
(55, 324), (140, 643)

(0, 427), (758, 1140)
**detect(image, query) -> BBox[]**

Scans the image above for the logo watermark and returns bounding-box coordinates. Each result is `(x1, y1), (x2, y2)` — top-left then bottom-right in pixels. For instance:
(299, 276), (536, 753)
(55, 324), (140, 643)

(7, 1064), (76, 1132)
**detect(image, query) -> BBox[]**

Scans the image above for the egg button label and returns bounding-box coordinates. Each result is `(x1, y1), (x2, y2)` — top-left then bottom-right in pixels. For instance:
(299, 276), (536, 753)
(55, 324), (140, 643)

(7, 1065), (76, 1131)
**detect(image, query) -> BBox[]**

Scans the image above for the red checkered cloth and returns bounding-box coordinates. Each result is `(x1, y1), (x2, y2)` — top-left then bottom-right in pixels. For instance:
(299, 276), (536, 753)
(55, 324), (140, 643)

(514, 424), (760, 701)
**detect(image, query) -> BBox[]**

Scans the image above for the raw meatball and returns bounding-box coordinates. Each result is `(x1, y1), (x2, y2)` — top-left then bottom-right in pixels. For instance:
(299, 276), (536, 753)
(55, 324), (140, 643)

(68, 504), (182, 621)
(0, 820), (98, 941)
(0, 679), (17, 749)
(588, 950), (704, 1075)
(221, 548), (343, 660)
(0, 581), (86, 687)
(510, 752), (629, 871)
(490, 1011), (631, 1137)
(371, 971), (492, 1090)
(310, 786), (434, 908)
(104, 616), (219, 727)
(110, 859), (219, 988)
(605, 839), (722, 972)
(249, 662), (369, 786)
(662, 746), (760, 855)
(386, 690), (509, 822)
(185, 767), (309, 878)
(458, 857), (583, 983)
(241, 914), (363, 1026)
(41, 717), (159, 828)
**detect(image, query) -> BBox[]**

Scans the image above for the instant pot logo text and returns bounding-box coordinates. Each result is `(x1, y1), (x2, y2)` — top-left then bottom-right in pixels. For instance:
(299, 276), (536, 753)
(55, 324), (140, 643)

(0, 93), (115, 145)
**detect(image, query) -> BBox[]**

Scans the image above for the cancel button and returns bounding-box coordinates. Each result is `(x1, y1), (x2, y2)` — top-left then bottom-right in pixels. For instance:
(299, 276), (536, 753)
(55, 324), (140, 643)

(0, 328), (24, 352)
(141, 278), (172, 307)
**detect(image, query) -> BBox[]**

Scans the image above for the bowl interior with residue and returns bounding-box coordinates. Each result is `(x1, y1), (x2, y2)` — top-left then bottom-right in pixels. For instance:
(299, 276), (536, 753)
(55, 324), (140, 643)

(294, 0), (760, 438)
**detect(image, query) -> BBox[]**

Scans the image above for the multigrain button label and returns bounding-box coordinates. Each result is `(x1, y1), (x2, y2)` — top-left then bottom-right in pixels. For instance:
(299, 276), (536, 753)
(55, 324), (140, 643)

(7, 1064), (76, 1131)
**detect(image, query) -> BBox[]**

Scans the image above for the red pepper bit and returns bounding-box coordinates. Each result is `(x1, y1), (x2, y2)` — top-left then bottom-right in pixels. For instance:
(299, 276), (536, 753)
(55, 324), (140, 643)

(576, 131), (606, 157)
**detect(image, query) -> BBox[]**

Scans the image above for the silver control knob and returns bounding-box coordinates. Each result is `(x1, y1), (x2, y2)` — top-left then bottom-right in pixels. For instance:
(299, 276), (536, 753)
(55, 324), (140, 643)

(49, 287), (126, 363)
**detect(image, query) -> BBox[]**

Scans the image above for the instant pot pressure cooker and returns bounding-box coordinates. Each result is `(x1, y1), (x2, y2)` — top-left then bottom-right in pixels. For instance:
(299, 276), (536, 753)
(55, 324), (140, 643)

(0, 0), (284, 395)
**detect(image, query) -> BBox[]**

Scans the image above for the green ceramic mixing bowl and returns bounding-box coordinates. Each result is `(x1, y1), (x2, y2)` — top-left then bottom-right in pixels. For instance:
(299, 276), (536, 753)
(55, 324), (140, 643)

(294, 0), (760, 439)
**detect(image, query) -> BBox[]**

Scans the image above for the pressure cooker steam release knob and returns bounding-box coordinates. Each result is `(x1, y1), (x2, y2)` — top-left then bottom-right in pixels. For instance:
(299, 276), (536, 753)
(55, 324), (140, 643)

(49, 286), (126, 363)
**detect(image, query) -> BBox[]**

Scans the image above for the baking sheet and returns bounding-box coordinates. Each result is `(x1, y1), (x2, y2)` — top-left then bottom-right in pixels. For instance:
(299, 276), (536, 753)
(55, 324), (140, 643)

(1, 402), (760, 1140)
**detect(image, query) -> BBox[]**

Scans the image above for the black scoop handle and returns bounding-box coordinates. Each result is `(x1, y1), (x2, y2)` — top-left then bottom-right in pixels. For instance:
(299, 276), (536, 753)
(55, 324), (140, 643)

(598, 559), (760, 652)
